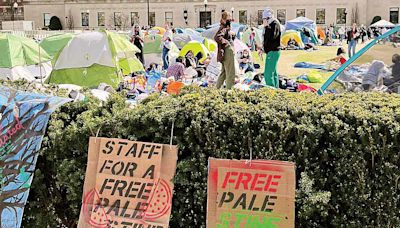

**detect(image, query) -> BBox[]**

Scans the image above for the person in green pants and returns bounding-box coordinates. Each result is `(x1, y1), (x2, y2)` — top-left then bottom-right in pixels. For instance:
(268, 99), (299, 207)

(262, 8), (282, 88)
(215, 12), (236, 89)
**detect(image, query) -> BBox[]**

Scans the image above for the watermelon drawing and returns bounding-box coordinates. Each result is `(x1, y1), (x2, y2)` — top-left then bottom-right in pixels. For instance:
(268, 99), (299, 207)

(144, 179), (172, 220)
(82, 188), (110, 228)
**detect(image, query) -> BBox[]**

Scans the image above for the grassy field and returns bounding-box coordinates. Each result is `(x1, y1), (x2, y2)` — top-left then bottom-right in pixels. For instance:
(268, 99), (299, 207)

(274, 42), (397, 89)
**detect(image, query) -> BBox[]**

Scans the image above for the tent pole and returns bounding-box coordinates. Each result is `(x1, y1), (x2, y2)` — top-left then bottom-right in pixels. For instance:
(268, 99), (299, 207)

(39, 44), (43, 85)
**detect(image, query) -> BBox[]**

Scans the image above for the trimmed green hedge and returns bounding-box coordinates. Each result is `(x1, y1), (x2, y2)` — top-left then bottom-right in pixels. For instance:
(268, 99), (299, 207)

(21, 87), (400, 227)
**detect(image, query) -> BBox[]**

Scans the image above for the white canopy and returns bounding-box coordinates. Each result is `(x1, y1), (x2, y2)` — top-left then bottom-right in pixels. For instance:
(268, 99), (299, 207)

(370, 20), (396, 28)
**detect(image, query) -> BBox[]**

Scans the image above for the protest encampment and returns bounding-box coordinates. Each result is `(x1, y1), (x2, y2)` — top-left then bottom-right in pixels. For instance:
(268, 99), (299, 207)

(1, 1), (400, 227)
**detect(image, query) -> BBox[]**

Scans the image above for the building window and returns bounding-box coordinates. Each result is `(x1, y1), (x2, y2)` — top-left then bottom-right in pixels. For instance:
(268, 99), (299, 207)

(200, 11), (211, 28)
(43, 13), (50, 27)
(336, 8), (346, 24)
(296, 9), (305, 18)
(277, 9), (286, 24)
(131, 12), (139, 26)
(390, 7), (399, 24)
(316, 9), (325, 24)
(114, 12), (122, 27)
(238, 10), (247, 24)
(257, 10), (263, 25)
(149, 12), (155, 27)
(81, 12), (89, 27)
(98, 12), (105, 26)
(165, 12), (173, 26)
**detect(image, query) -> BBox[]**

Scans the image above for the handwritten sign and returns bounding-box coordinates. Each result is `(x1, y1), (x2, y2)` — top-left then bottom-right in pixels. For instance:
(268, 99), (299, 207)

(0, 86), (70, 228)
(78, 137), (178, 228)
(207, 158), (295, 228)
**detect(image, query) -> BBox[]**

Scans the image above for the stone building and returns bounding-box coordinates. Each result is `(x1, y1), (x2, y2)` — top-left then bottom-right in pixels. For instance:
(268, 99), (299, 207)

(0, 0), (25, 24)
(18, 0), (400, 29)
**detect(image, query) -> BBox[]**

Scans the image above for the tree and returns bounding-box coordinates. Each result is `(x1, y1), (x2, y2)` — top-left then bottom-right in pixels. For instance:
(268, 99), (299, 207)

(48, 16), (62, 30)
(371, 16), (382, 25)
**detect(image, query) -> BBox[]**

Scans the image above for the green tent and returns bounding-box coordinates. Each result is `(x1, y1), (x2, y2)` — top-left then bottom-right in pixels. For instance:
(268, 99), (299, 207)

(143, 34), (162, 54)
(47, 30), (144, 88)
(40, 33), (75, 57)
(0, 33), (52, 81)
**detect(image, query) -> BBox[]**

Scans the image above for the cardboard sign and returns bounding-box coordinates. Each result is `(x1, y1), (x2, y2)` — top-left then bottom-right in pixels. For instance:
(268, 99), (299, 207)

(207, 158), (295, 228)
(0, 86), (70, 228)
(78, 137), (178, 228)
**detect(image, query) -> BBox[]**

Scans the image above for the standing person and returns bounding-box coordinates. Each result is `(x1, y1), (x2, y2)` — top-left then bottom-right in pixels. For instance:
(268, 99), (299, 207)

(262, 8), (282, 88)
(381, 27), (388, 44)
(130, 25), (144, 64)
(215, 12), (236, 89)
(248, 28), (256, 51)
(162, 23), (172, 70)
(347, 23), (359, 58)
(338, 26), (345, 45)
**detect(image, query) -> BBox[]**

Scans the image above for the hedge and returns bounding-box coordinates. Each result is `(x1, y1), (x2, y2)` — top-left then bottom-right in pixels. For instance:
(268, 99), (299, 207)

(17, 85), (400, 227)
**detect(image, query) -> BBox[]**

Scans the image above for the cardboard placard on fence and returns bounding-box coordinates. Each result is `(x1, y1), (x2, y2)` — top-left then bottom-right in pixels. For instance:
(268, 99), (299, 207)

(207, 158), (295, 228)
(78, 137), (178, 228)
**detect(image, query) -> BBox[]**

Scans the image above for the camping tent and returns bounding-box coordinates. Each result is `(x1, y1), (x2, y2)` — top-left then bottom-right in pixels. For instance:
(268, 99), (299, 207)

(370, 19), (396, 28)
(203, 23), (247, 40)
(184, 28), (204, 42)
(179, 41), (209, 62)
(173, 34), (192, 49)
(0, 33), (52, 81)
(47, 30), (143, 88)
(40, 33), (75, 57)
(281, 30), (305, 48)
(317, 26), (326, 40)
(285, 17), (316, 32)
(285, 17), (318, 44)
(203, 38), (217, 52)
(143, 34), (162, 54)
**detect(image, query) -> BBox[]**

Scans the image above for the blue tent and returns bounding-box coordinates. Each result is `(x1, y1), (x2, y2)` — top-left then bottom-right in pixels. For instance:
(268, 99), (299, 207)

(285, 17), (318, 44)
(204, 22), (247, 39)
(175, 28), (185, 34)
(285, 17), (316, 31)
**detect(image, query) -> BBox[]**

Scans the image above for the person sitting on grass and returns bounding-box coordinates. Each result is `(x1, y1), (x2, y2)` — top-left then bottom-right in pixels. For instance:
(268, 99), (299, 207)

(286, 38), (299, 50)
(166, 57), (186, 81)
(330, 47), (347, 65)
(238, 49), (255, 73)
(185, 50), (197, 68)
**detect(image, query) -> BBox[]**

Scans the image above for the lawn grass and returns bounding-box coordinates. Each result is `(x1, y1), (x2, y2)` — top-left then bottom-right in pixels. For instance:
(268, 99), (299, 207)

(275, 41), (397, 89)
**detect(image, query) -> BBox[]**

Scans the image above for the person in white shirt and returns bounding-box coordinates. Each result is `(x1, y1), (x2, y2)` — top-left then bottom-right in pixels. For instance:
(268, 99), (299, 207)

(162, 23), (173, 70)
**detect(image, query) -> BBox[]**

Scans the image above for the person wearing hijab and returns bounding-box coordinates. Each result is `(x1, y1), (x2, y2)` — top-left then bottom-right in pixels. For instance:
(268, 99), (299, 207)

(214, 11), (235, 89)
(130, 25), (144, 64)
(262, 8), (282, 88)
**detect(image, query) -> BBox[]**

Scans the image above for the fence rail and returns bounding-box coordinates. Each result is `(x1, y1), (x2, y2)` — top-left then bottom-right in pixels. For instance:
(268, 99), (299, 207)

(0, 30), (82, 40)
(0, 29), (132, 40)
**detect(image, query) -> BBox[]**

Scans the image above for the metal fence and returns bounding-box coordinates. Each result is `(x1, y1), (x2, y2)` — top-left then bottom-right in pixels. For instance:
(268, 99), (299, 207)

(0, 30), (81, 40)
